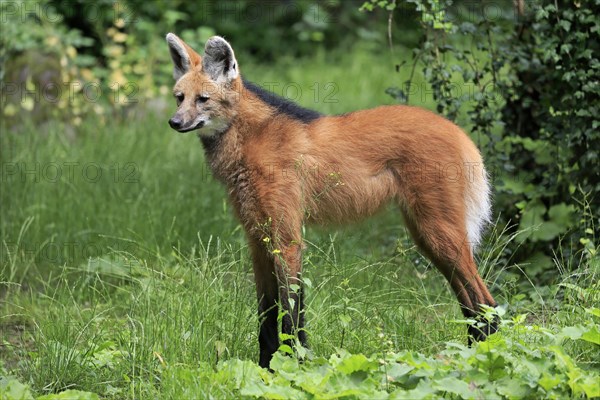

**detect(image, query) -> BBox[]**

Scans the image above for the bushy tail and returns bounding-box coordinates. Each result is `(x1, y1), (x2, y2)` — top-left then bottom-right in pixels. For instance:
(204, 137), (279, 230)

(464, 163), (492, 251)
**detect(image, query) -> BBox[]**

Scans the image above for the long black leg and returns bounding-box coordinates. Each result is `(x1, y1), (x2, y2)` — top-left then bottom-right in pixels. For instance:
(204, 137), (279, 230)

(250, 242), (280, 368)
(257, 293), (279, 368)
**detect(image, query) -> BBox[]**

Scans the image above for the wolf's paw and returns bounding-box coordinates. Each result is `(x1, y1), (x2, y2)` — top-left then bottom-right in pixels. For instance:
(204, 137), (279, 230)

(467, 314), (499, 345)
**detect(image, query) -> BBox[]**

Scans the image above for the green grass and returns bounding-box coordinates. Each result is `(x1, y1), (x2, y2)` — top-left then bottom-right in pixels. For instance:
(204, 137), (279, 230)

(1, 51), (599, 399)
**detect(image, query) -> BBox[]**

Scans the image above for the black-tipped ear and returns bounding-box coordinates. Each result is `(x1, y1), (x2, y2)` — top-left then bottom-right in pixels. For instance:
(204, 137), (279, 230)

(202, 36), (239, 84)
(166, 33), (201, 80)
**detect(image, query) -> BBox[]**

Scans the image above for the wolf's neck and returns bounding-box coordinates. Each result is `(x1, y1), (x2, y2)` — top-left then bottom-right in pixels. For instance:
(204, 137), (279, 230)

(200, 124), (241, 183)
(201, 77), (320, 183)
(241, 77), (322, 123)
(200, 87), (255, 183)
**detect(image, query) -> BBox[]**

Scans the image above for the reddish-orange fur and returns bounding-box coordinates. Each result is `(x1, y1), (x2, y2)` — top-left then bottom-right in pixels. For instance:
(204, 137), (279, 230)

(166, 34), (497, 368)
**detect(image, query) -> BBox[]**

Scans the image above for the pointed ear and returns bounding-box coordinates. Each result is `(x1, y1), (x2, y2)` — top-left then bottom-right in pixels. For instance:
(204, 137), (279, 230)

(166, 33), (201, 80)
(202, 36), (239, 84)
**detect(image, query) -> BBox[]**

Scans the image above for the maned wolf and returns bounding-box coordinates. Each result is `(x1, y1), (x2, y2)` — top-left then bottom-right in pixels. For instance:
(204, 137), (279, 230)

(165, 34), (498, 368)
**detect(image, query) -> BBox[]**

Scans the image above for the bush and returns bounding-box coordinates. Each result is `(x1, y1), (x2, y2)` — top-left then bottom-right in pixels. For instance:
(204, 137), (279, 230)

(1, 0), (392, 127)
(371, 0), (598, 282)
(498, 1), (599, 264)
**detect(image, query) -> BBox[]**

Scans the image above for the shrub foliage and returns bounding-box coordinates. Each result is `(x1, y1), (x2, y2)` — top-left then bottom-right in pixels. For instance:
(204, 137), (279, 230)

(372, 0), (599, 279)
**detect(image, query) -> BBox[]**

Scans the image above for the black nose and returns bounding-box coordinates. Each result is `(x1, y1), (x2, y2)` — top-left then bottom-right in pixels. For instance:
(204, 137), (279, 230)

(169, 116), (182, 130)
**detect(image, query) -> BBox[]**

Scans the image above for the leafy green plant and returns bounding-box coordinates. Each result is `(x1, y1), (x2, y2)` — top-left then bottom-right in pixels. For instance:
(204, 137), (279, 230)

(0, 0), (94, 124)
(0, 375), (98, 400)
(4, 300), (598, 399)
(157, 310), (600, 399)
(364, 0), (599, 281)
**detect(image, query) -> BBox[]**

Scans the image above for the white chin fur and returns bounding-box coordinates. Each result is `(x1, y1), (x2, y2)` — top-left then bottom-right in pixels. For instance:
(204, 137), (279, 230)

(197, 117), (229, 136)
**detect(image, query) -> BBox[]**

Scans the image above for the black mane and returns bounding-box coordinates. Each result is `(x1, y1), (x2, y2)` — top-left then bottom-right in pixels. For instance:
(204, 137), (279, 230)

(242, 77), (322, 124)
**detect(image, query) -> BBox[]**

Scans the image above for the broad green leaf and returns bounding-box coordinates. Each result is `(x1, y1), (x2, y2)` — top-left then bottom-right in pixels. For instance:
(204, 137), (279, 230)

(0, 378), (34, 400)
(385, 363), (414, 383)
(532, 221), (565, 241)
(539, 372), (561, 391)
(548, 203), (575, 225)
(580, 325), (600, 345)
(561, 325), (584, 340)
(497, 177), (535, 195)
(392, 380), (437, 399)
(518, 201), (546, 242)
(336, 353), (376, 374)
(324, 372), (385, 399)
(269, 353), (300, 377)
(339, 314), (352, 327)
(37, 390), (99, 400)
(521, 252), (554, 275)
(433, 377), (474, 398)
(497, 377), (534, 398)
(276, 344), (293, 356)
(579, 374), (600, 398)
(585, 307), (600, 318)
(293, 366), (332, 394)
(279, 333), (295, 342)
(241, 380), (306, 400)
(522, 201), (547, 222)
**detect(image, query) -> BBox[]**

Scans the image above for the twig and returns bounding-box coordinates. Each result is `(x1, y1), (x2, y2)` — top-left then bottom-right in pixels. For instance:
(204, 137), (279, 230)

(387, 0), (397, 55)
(405, 50), (422, 105)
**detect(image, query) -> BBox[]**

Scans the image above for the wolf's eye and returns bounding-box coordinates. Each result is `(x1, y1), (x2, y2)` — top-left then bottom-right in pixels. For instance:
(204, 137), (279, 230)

(197, 95), (210, 104)
(175, 93), (184, 105)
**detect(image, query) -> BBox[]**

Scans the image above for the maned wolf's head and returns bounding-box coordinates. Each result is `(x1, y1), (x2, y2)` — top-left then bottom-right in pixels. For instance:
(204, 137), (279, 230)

(166, 34), (240, 135)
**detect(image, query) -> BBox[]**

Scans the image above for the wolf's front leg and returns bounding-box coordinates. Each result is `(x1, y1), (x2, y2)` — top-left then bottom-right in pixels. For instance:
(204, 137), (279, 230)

(273, 240), (307, 352)
(249, 240), (279, 368)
